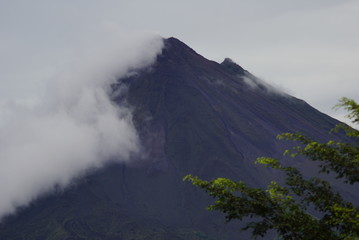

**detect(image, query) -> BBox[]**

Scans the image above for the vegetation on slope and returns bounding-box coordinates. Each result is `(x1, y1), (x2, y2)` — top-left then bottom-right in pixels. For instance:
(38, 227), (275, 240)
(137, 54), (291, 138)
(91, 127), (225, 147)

(185, 98), (359, 240)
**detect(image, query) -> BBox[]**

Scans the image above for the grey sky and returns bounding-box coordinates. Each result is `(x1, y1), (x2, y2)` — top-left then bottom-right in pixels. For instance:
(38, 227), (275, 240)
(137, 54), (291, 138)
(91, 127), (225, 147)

(1, 0), (358, 123)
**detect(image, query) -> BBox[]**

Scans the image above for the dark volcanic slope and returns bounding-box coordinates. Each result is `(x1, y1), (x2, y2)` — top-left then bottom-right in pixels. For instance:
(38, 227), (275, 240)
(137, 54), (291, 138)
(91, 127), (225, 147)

(124, 37), (340, 179)
(0, 38), (346, 240)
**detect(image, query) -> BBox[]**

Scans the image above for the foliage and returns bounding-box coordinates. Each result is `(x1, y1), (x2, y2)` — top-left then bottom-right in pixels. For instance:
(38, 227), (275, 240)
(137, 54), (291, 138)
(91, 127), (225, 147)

(184, 98), (359, 240)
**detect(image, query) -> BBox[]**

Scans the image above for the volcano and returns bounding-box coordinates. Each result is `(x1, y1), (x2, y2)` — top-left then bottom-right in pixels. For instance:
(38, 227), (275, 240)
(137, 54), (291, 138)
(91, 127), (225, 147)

(0, 38), (352, 240)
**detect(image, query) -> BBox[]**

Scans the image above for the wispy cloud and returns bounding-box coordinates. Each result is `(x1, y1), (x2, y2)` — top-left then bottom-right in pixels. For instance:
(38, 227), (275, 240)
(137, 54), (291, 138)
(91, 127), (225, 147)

(0, 18), (163, 219)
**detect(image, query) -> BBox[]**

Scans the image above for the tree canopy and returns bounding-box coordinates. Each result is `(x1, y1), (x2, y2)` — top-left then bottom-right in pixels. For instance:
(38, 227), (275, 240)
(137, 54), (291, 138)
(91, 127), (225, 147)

(184, 97), (359, 240)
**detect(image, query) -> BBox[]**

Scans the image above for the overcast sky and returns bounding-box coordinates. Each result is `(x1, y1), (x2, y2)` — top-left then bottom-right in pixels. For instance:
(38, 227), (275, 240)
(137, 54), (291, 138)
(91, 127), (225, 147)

(1, 0), (358, 123)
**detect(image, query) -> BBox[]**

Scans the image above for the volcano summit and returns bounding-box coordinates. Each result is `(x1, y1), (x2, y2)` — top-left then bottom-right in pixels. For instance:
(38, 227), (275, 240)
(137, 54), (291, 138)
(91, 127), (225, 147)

(0, 38), (351, 240)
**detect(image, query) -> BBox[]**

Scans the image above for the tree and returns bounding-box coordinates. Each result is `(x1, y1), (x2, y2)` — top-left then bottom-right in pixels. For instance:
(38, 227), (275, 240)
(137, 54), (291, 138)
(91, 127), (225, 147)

(184, 97), (359, 240)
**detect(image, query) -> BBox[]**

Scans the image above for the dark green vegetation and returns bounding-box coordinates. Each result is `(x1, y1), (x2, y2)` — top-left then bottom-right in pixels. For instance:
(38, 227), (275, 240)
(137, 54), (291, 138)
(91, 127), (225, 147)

(0, 38), (356, 239)
(185, 98), (359, 239)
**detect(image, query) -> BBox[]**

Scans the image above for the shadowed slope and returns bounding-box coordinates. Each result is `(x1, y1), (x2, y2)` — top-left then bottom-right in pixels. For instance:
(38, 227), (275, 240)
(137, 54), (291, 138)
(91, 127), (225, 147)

(0, 37), (349, 240)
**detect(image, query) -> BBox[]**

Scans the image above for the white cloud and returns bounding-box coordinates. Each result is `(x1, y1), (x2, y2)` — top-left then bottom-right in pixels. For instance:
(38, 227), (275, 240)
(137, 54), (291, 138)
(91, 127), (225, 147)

(0, 14), (163, 219)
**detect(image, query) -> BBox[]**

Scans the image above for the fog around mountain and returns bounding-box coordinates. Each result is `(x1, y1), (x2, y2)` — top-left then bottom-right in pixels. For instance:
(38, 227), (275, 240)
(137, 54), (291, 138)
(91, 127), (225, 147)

(0, 31), (163, 220)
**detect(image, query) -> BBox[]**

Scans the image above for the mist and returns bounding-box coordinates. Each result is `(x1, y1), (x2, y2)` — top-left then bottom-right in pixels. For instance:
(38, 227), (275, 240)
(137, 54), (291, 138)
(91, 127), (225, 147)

(242, 72), (289, 97)
(0, 27), (163, 219)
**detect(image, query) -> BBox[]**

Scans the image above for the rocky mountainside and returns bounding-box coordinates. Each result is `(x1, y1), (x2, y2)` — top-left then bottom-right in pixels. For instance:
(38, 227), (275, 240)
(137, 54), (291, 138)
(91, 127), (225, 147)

(0, 37), (352, 240)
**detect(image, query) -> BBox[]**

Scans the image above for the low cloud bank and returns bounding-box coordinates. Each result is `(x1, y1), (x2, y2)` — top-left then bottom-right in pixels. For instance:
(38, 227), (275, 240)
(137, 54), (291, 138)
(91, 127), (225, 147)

(0, 30), (163, 220)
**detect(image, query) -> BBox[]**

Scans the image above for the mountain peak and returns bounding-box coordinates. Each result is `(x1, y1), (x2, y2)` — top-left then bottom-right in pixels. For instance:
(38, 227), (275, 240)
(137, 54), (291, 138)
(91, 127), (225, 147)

(222, 57), (235, 64)
(163, 38), (245, 76)
(164, 37), (195, 52)
(165, 37), (184, 44)
(161, 37), (199, 60)
(220, 57), (245, 75)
